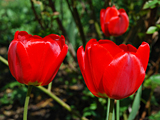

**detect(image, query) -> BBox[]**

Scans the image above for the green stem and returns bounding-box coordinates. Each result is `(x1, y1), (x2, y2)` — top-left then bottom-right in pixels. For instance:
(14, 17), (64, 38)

(0, 56), (8, 66)
(123, 112), (128, 120)
(106, 98), (110, 120)
(94, 22), (103, 39)
(108, 99), (114, 120)
(116, 100), (120, 120)
(36, 86), (88, 120)
(37, 86), (71, 112)
(23, 85), (33, 120)
(48, 82), (52, 91)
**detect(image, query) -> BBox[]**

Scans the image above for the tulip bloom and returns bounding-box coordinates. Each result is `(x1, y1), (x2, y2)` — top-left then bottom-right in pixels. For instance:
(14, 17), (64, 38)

(100, 6), (129, 37)
(77, 39), (150, 99)
(8, 31), (68, 86)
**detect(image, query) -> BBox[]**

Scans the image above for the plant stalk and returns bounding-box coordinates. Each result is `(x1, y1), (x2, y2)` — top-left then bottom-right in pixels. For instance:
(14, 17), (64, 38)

(0, 56), (8, 66)
(48, 82), (52, 91)
(108, 99), (114, 120)
(116, 100), (120, 120)
(23, 85), (33, 120)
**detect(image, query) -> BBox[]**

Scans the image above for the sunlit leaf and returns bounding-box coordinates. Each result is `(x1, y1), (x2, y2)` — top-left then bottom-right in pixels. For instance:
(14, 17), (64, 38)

(143, 0), (159, 9)
(146, 26), (158, 34)
(150, 74), (160, 85)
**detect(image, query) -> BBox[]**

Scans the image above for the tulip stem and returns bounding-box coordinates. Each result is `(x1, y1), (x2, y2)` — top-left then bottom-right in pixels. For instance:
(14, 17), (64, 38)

(108, 99), (114, 120)
(36, 86), (88, 120)
(23, 85), (33, 120)
(48, 82), (52, 91)
(116, 100), (120, 120)
(0, 56), (8, 66)
(37, 86), (71, 111)
(106, 98), (110, 120)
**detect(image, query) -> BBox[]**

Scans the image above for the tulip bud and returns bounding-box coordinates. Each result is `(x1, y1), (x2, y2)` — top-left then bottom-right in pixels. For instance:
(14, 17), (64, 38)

(77, 39), (150, 99)
(100, 5), (129, 37)
(8, 31), (68, 86)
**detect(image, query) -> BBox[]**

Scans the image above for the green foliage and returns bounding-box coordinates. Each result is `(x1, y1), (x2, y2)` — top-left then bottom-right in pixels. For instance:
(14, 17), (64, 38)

(146, 26), (159, 34)
(128, 86), (142, 120)
(143, 0), (160, 9)
(0, 0), (38, 45)
(0, 82), (27, 105)
(144, 74), (160, 89)
(83, 103), (97, 117)
(148, 111), (160, 119)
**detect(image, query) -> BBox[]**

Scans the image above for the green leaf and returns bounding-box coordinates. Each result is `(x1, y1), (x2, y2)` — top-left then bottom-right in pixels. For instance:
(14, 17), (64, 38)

(89, 103), (97, 110)
(156, 24), (160, 29)
(128, 86), (142, 120)
(144, 74), (160, 90)
(143, 0), (159, 9)
(146, 26), (158, 34)
(151, 95), (159, 106)
(149, 111), (160, 119)
(150, 74), (160, 85)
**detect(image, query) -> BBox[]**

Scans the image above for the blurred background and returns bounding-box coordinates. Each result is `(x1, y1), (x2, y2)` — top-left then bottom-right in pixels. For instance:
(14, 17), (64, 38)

(0, 0), (160, 119)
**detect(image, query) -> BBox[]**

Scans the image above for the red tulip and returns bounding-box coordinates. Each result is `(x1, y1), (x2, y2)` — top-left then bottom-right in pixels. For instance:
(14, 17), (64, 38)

(100, 5), (129, 37)
(77, 39), (150, 99)
(8, 31), (68, 86)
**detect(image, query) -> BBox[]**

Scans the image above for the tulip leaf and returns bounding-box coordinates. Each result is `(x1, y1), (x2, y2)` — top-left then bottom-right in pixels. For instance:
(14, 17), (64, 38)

(150, 74), (160, 85)
(128, 85), (142, 120)
(146, 26), (158, 34)
(66, 17), (77, 49)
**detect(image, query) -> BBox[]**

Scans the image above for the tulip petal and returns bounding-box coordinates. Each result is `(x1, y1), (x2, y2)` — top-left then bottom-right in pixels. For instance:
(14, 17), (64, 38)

(17, 31), (31, 41)
(90, 43), (113, 93)
(8, 41), (32, 85)
(118, 8), (126, 14)
(136, 42), (150, 71)
(25, 39), (61, 84)
(41, 44), (68, 86)
(14, 31), (19, 39)
(104, 6), (119, 23)
(104, 23), (111, 37)
(8, 41), (18, 78)
(45, 34), (65, 50)
(119, 44), (137, 53)
(100, 9), (106, 34)
(77, 45), (100, 96)
(103, 52), (145, 99)
(77, 39), (104, 97)
(98, 40), (123, 57)
(108, 12), (129, 36)
(31, 35), (42, 39)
